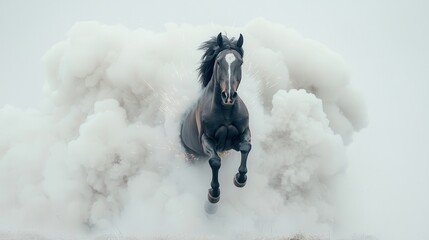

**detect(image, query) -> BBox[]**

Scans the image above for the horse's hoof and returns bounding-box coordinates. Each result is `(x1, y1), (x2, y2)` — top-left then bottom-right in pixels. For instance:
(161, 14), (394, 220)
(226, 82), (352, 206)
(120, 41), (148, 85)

(208, 189), (220, 203)
(234, 173), (246, 188)
(204, 200), (218, 214)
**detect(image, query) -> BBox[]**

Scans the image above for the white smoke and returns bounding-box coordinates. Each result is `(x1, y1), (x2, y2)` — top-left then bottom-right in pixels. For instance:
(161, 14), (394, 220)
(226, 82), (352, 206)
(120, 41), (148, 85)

(0, 19), (367, 239)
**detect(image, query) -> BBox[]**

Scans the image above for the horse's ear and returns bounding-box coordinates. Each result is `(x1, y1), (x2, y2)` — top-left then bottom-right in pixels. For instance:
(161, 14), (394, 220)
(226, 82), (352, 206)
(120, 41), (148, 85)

(237, 34), (244, 48)
(217, 32), (223, 47)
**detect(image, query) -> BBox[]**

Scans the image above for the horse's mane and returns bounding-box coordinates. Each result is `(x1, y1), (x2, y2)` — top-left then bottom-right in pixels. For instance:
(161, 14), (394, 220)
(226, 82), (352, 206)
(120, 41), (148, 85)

(198, 34), (244, 88)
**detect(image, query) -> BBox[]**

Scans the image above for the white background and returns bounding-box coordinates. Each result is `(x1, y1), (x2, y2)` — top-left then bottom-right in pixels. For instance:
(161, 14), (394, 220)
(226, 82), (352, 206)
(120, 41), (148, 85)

(1, 0), (428, 239)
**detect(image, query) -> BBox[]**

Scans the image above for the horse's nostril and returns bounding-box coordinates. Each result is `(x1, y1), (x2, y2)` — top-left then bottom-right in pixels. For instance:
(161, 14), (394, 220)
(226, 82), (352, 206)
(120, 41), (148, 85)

(232, 92), (238, 99)
(221, 91), (227, 99)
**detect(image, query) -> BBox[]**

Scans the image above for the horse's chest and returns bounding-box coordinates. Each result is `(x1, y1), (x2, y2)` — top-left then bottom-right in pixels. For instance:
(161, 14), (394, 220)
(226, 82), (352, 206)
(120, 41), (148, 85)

(213, 124), (239, 151)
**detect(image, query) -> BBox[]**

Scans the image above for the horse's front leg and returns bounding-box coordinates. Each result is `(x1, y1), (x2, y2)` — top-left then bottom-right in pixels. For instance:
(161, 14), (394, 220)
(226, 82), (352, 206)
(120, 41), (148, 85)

(234, 128), (251, 187)
(201, 134), (221, 203)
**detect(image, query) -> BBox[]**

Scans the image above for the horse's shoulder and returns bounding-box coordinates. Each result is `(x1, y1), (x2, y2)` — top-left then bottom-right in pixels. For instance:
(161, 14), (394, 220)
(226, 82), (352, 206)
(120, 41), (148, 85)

(201, 113), (222, 130)
(234, 99), (249, 116)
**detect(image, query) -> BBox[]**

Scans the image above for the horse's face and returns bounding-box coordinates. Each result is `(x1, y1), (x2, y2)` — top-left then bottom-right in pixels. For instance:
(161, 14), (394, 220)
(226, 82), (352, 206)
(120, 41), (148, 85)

(214, 50), (243, 106)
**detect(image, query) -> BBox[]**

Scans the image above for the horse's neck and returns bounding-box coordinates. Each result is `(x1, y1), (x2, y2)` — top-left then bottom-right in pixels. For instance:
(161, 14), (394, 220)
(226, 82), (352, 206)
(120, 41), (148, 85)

(206, 76), (222, 103)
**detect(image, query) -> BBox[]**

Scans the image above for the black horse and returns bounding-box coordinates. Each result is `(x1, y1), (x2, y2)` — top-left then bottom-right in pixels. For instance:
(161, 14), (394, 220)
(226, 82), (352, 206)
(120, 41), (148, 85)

(180, 33), (251, 204)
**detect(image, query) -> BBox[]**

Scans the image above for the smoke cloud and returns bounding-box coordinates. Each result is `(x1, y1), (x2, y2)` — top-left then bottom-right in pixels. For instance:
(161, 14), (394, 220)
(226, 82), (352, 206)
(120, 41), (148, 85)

(0, 19), (367, 239)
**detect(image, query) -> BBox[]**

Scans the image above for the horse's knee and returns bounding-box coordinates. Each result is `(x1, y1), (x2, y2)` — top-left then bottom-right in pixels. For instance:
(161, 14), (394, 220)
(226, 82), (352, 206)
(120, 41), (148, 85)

(209, 157), (221, 170)
(239, 142), (251, 152)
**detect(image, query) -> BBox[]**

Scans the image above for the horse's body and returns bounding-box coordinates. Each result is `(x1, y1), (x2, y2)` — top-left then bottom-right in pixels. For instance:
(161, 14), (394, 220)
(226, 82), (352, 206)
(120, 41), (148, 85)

(180, 33), (251, 204)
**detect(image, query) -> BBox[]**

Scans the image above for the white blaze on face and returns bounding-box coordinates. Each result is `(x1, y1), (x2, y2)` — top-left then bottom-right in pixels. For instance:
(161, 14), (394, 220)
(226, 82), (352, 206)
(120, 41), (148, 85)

(225, 53), (236, 97)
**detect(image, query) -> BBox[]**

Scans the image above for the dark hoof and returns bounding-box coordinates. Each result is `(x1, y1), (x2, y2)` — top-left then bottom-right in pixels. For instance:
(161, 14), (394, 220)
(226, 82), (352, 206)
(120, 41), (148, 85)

(234, 173), (246, 188)
(208, 189), (220, 203)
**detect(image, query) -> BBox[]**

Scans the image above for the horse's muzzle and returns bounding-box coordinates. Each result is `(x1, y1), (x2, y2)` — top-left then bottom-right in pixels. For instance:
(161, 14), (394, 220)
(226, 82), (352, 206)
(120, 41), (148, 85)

(221, 90), (238, 105)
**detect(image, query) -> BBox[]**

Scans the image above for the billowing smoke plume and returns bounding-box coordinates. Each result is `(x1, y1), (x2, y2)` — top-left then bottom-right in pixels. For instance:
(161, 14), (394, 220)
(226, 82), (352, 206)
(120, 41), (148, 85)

(0, 19), (367, 238)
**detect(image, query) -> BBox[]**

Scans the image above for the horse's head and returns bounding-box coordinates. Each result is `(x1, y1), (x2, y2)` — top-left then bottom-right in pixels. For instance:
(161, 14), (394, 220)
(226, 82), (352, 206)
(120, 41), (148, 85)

(213, 33), (244, 106)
